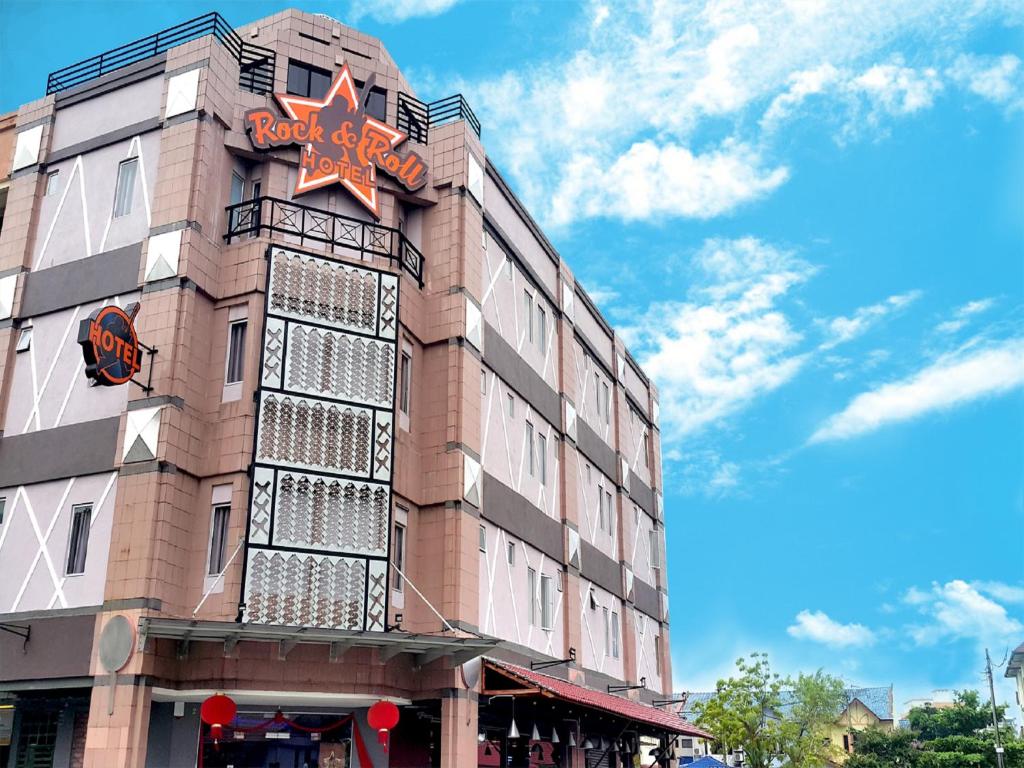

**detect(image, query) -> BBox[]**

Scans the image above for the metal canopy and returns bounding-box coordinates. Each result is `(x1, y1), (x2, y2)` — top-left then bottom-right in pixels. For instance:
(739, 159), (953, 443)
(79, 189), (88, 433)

(138, 617), (499, 668)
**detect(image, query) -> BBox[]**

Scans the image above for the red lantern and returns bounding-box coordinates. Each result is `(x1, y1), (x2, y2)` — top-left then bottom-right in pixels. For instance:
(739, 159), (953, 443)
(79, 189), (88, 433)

(367, 700), (400, 752)
(200, 693), (237, 745)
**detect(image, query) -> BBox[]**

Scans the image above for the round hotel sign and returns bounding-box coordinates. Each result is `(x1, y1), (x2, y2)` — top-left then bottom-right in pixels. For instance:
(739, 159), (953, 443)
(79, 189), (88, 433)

(77, 302), (143, 386)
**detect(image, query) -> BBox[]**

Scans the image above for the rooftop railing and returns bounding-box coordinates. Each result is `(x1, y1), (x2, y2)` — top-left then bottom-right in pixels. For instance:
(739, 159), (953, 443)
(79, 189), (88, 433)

(225, 196), (425, 287)
(46, 12), (274, 95)
(397, 92), (482, 145)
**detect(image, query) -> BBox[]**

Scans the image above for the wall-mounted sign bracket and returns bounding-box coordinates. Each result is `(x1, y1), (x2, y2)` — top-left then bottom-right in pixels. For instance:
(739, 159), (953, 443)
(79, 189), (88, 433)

(531, 647), (576, 672)
(128, 342), (159, 395)
(607, 677), (646, 694)
(0, 622), (31, 651)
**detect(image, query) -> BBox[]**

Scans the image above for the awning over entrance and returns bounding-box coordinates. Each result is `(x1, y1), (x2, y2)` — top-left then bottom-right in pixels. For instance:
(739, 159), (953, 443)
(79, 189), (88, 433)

(482, 659), (713, 739)
(138, 617), (499, 667)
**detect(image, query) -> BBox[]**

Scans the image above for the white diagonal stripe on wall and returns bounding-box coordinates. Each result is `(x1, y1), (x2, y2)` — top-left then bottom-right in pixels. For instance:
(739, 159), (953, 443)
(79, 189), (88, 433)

(22, 304), (83, 434)
(35, 155), (86, 269)
(9, 480), (76, 611)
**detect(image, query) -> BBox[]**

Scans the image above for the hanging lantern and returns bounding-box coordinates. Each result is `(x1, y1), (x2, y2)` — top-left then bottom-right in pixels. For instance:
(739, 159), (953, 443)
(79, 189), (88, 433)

(200, 693), (237, 746)
(367, 700), (400, 752)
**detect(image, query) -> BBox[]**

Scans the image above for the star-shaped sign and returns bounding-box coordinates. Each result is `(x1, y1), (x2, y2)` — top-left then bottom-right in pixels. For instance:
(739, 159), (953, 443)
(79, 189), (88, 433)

(245, 63), (428, 218)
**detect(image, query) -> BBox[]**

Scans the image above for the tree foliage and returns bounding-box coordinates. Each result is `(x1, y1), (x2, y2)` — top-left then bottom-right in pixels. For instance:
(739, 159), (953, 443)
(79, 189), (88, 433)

(692, 653), (846, 768)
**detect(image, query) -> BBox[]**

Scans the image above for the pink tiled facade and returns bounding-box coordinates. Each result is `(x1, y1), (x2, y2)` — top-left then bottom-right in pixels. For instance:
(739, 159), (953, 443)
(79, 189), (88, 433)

(0, 10), (676, 768)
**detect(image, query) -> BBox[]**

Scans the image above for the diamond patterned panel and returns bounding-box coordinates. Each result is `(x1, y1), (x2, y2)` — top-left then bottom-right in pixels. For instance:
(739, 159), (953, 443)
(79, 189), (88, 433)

(284, 325), (394, 408)
(268, 248), (378, 334)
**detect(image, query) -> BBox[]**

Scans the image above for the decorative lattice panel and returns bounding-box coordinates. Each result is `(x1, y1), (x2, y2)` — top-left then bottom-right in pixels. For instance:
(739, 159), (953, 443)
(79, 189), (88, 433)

(242, 246), (399, 631)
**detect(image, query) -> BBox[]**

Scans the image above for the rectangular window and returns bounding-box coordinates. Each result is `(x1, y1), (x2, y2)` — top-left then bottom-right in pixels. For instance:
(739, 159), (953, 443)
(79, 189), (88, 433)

(681, 739), (692, 749)
(507, 541), (515, 566)
(603, 607), (610, 655)
(45, 170), (59, 196)
(392, 522), (406, 590)
(16, 326), (32, 352)
(603, 382), (610, 423)
(540, 574), (553, 630)
(528, 567), (537, 626)
(481, 369), (487, 395)
(526, 421), (535, 476)
(644, 432), (650, 467)
(65, 504), (91, 575)
(399, 351), (412, 415)
(0, 497), (5, 526)
(655, 633), (663, 674)
(605, 491), (613, 533)
(586, 464), (591, 485)
(594, 373), (600, 411)
(611, 611), (619, 658)
(286, 60), (332, 99)
(537, 306), (546, 349)
(589, 589), (597, 610)
(538, 433), (547, 485)
(523, 291), (534, 343)
(112, 157), (138, 217)
(650, 528), (661, 569)
(505, 256), (513, 280)
(507, 393), (515, 419)
(207, 504), (230, 575)
(364, 85), (388, 122)
(479, 524), (487, 552)
(597, 484), (606, 531)
(225, 319), (247, 384)
(230, 171), (245, 205)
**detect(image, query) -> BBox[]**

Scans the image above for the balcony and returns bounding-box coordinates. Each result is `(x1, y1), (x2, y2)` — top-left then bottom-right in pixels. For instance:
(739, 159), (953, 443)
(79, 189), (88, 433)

(225, 196), (424, 287)
(46, 12), (274, 95)
(397, 92), (482, 145)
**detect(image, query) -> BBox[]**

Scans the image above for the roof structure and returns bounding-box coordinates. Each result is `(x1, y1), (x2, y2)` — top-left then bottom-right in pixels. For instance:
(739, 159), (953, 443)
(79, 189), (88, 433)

(687, 757), (731, 768)
(1005, 643), (1024, 678)
(484, 660), (713, 738)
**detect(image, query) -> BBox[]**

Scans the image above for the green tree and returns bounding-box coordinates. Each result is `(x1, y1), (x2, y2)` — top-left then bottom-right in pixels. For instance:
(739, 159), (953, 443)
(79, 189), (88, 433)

(845, 729), (916, 768)
(692, 653), (846, 768)
(909, 691), (1006, 741)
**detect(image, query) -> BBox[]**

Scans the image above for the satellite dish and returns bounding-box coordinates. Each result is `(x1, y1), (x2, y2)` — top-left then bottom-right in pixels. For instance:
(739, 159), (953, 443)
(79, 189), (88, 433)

(98, 615), (134, 673)
(460, 656), (482, 690)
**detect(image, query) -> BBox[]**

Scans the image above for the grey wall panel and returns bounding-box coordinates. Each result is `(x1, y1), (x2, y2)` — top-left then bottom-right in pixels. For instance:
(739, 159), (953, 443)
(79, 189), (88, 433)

(633, 578), (660, 619)
(20, 243), (142, 318)
(628, 471), (655, 517)
(481, 472), (564, 564)
(0, 611), (96, 682)
(580, 540), (622, 598)
(483, 322), (561, 430)
(577, 419), (617, 483)
(0, 417), (120, 487)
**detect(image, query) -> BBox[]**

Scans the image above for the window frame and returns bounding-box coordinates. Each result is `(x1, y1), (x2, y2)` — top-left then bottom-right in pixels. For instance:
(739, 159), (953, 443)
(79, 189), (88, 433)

(611, 610), (620, 658)
(603, 606), (610, 655)
(15, 326), (32, 353)
(537, 305), (546, 350)
(286, 60), (332, 99)
(207, 503), (230, 575)
(112, 157), (139, 218)
(399, 351), (412, 416)
(525, 421), (535, 476)
(225, 318), (247, 385)
(0, 496), (6, 526)
(478, 524), (487, 552)
(65, 503), (92, 576)
(507, 540), (515, 566)
(527, 567), (538, 626)
(392, 521), (406, 591)
(537, 432), (547, 485)
(45, 170), (59, 196)
(523, 290), (534, 344)
(540, 573), (553, 630)
(507, 393), (515, 419)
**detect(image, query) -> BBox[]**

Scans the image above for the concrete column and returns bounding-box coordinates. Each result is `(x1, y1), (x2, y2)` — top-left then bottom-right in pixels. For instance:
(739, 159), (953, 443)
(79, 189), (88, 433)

(439, 692), (478, 768)
(83, 679), (152, 768)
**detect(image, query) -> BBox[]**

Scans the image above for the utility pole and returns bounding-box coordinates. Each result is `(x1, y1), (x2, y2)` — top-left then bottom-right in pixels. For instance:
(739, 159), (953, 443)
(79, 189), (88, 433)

(985, 648), (1005, 768)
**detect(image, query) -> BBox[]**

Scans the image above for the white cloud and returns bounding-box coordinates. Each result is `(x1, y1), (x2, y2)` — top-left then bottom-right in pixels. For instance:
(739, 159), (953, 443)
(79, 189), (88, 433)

(461, 0), (1018, 226)
(819, 290), (922, 349)
(973, 581), (1024, 605)
(787, 609), (876, 648)
(582, 283), (620, 307)
(809, 337), (1024, 443)
(936, 297), (995, 334)
(949, 53), (1024, 110)
(905, 580), (1024, 647)
(669, 449), (742, 497)
(625, 237), (814, 440)
(348, 0), (461, 22)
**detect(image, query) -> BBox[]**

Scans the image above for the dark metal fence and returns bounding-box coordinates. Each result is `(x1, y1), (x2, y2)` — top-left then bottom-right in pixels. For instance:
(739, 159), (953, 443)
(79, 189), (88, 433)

(46, 12), (275, 95)
(397, 92), (482, 144)
(225, 196), (424, 287)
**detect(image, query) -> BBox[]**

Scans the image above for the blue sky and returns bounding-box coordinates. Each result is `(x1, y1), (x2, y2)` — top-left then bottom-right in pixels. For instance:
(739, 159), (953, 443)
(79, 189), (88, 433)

(2, 0), (1022, 716)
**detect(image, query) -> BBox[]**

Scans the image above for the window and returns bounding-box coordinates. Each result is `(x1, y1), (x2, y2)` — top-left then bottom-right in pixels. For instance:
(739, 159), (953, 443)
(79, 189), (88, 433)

(588, 589), (597, 610)
(507, 393), (515, 419)
(523, 291), (534, 343)
(650, 528), (661, 569)
(643, 432), (650, 467)
(505, 256), (513, 280)
(537, 306), (546, 349)
(586, 464), (591, 485)
(538, 433), (547, 485)
(479, 524), (487, 552)
(45, 170), (59, 196)
(225, 319), (247, 384)
(207, 504), (230, 575)
(15, 326), (31, 352)
(597, 484), (606, 531)
(112, 157), (138, 217)
(364, 85), (387, 122)
(507, 541), (515, 566)
(526, 421), (535, 476)
(0, 497), (5, 526)
(399, 351), (412, 415)
(540, 574), (553, 630)
(286, 60), (332, 99)
(603, 607), (610, 655)
(528, 567), (537, 626)
(594, 373), (600, 411)
(681, 739), (693, 749)
(655, 633), (662, 674)
(65, 504), (91, 575)
(611, 611), (619, 657)
(481, 369), (487, 395)
(603, 382), (610, 423)
(605, 491), (613, 533)
(392, 522), (406, 590)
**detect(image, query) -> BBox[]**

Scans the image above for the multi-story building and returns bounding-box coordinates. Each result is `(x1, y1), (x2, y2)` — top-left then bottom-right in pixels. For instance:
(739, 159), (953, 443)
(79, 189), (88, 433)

(1006, 643), (1024, 734)
(0, 10), (708, 768)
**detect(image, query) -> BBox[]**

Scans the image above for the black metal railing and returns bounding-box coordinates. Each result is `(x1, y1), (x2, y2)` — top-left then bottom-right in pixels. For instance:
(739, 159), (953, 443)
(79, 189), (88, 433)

(397, 92), (482, 145)
(225, 196), (424, 287)
(46, 12), (275, 96)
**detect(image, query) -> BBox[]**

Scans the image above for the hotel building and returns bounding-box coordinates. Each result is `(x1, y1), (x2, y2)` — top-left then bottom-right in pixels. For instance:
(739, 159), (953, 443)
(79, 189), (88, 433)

(0, 10), (705, 767)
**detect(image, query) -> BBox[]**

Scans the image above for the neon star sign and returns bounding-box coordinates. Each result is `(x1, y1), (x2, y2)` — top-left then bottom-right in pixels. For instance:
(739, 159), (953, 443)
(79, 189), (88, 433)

(244, 64), (428, 218)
